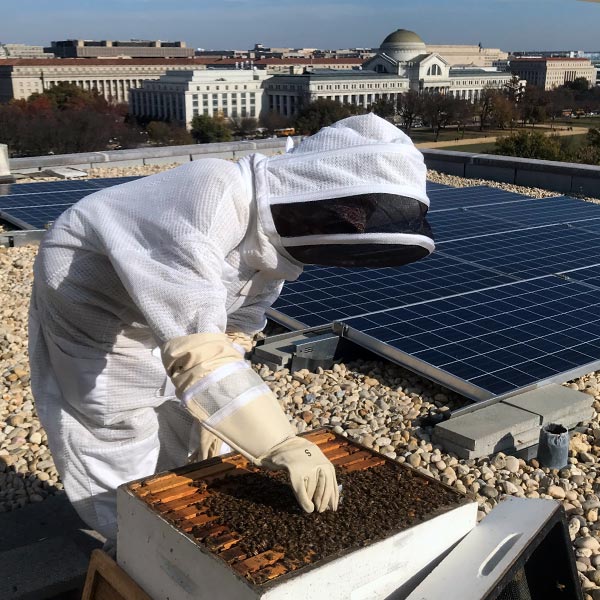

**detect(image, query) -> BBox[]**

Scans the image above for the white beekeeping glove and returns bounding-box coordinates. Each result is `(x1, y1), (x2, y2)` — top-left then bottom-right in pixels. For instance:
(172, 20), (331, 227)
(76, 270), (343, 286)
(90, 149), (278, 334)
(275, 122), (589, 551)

(162, 333), (338, 513)
(257, 436), (339, 513)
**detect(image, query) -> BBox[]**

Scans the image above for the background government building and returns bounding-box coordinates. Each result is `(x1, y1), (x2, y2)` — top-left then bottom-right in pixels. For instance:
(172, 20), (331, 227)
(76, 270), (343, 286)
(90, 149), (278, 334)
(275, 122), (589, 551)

(264, 29), (515, 118)
(128, 29), (519, 128)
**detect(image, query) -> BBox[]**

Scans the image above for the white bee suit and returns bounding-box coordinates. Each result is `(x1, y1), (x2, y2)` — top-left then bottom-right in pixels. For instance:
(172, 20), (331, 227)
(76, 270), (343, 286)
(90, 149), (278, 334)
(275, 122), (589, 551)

(29, 113), (433, 539)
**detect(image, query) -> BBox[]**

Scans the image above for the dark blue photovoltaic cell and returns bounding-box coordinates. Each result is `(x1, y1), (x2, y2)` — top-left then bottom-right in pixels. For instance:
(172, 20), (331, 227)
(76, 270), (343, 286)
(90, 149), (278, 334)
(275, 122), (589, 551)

(427, 209), (525, 241)
(472, 195), (600, 228)
(437, 224), (600, 279)
(0, 191), (95, 210)
(427, 195), (600, 243)
(0, 176), (142, 228)
(428, 186), (534, 212)
(270, 254), (516, 327)
(426, 182), (452, 192)
(342, 277), (600, 397)
(271, 188), (600, 398)
(0, 206), (71, 229)
(560, 265), (600, 289)
(0, 176), (140, 197)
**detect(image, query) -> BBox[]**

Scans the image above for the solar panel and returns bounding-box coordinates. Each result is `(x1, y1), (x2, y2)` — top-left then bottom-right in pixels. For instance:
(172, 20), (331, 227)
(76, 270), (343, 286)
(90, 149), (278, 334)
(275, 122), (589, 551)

(428, 196), (600, 243)
(425, 181), (452, 192)
(472, 195), (600, 228)
(428, 209), (523, 242)
(0, 176), (141, 229)
(559, 264), (600, 289)
(0, 206), (72, 229)
(270, 254), (517, 328)
(437, 224), (600, 279)
(270, 187), (600, 399)
(341, 276), (600, 400)
(428, 186), (535, 212)
(0, 190), (96, 210)
(0, 176), (140, 197)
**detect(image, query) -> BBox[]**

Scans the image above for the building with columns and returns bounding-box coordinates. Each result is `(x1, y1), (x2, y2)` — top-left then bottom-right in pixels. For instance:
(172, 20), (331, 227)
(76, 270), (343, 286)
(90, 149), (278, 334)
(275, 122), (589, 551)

(46, 39), (194, 59)
(509, 57), (596, 90)
(265, 70), (409, 118)
(0, 57), (366, 104)
(264, 29), (515, 117)
(0, 59), (214, 103)
(129, 69), (268, 128)
(426, 44), (508, 67)
(0, 43), (53, 59)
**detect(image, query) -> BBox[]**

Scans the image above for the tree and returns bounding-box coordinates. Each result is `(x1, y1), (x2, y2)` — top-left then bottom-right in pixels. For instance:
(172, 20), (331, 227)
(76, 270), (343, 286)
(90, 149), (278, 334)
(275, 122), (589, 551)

(564, 77), (590, 93)
(575, 144), (600, 166)
(259, 111), (292, 134)
(294, 98), (364, 135)
(190, 114), (232, 144)
(420, 93), (457, 142)
(230, 116), (259, 138)
(370, 98), (396, 119)
(489, 93), (516, 129)
(397, 90), (423, 134)
(452, 98), (474, 138)
(495, 130), (564, 161)
(519, 86), (548, 127)
(147, 121), (193, 146)
(476, 87), (497, 130)
(29, 82), (107, 111)
(587, 128), (600, 148)
(0, 86), (143, 156)
(504, 75), (525, 103)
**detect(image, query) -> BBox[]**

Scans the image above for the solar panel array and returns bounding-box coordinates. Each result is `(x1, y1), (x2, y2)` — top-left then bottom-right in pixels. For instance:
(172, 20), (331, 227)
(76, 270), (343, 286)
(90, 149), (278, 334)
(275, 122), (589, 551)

(0, 177), (140, 229)
(271, 185), (600, 401)
(5, 175), (600, 402)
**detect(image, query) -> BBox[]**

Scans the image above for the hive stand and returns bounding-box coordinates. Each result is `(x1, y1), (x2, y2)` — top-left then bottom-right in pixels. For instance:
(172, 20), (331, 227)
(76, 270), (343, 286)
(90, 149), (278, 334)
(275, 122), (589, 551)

(82, 548), (151, 600)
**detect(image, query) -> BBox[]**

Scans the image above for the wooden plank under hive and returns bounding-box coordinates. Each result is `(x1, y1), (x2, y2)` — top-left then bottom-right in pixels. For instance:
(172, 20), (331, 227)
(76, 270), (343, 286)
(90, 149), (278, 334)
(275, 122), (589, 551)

(118, 428), (479, 600)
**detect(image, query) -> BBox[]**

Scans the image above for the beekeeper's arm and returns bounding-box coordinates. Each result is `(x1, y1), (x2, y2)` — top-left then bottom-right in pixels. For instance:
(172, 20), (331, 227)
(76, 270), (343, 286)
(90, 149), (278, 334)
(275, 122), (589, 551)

(162, 332), (337, 513)
(87, 179), (337, 513)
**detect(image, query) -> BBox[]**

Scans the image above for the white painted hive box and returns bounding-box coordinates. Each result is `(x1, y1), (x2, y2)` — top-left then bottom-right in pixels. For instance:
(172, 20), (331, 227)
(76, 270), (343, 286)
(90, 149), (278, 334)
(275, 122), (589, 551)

(117, 430), (477, 600)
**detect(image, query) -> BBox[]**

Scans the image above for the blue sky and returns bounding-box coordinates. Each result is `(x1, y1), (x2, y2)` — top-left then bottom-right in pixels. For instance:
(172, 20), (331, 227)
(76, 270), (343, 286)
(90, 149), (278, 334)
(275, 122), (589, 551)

(4, 0), (599, 51)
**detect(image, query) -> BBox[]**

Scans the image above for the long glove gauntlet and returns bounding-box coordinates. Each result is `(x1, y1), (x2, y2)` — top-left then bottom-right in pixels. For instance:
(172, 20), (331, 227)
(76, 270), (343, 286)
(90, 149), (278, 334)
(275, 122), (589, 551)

(162, 333), (338, 513)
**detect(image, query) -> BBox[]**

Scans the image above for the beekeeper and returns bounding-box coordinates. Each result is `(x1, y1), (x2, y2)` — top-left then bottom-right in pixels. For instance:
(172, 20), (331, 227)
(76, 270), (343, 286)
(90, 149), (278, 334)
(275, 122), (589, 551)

(28, 113), (434, 541)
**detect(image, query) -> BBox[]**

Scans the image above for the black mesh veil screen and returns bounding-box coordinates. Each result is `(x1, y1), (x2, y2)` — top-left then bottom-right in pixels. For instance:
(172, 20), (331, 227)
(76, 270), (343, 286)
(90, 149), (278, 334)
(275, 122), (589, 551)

(497, 568), (533, 600)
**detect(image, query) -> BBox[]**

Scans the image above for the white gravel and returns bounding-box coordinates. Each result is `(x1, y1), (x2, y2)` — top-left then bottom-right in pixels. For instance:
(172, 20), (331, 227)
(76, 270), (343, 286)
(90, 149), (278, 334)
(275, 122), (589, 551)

(4, 165), (600, 597)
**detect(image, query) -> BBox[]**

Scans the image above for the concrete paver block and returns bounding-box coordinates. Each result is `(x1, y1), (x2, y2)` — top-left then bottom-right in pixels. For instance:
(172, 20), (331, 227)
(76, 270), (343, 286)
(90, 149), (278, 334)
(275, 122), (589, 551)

(434, 403), (540, 451)
(434, 426), (541, 459)
(501, 384), (593, 424)
(45, 167), (88, 179)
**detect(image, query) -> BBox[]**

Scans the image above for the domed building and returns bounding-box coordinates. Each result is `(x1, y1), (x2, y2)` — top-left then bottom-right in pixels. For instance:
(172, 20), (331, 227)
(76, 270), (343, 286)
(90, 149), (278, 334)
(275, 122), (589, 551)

(262, 28), (517, 118)
(363, 28), (513, 99)
(379, 29), (427, 63)
(364, 28), (452, 93)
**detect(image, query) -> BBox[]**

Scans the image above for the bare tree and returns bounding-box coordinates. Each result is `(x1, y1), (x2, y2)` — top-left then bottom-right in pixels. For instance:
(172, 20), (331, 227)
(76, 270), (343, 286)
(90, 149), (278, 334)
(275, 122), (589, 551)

(421, 93), (457, 142)
(397, 90), (423, 134)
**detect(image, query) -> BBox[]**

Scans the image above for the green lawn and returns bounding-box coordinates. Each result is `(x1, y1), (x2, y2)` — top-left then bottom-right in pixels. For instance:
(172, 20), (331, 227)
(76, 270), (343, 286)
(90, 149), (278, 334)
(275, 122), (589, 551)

(441, 133), (589, 155)
(407, 119), (599, 146)
(552, 117), (600, 129)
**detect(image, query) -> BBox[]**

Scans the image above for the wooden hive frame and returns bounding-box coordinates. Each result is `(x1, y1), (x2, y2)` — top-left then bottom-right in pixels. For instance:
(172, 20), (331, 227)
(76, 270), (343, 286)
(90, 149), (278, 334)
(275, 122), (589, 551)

(126, 428), (471, 590)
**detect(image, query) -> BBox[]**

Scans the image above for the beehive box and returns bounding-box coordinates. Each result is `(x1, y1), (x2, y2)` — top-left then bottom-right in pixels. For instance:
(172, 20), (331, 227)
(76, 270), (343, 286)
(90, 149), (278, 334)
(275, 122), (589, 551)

(117, 429), (477, 600)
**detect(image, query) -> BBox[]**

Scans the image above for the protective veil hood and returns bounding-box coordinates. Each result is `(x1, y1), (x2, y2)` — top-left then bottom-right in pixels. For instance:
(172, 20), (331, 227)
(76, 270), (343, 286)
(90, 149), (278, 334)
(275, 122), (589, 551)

(252, 113), (434, 268)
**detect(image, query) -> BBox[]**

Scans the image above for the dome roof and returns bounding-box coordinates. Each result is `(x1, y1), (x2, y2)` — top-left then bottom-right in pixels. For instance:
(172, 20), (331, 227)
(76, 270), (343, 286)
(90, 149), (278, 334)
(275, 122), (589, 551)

(381, 29), (424, 45)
